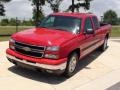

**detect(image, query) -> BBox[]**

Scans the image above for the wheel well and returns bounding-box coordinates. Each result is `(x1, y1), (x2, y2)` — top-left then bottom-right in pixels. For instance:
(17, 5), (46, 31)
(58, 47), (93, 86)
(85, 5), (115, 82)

(106, 33), (109, 39)
(68, 48), (80, 59)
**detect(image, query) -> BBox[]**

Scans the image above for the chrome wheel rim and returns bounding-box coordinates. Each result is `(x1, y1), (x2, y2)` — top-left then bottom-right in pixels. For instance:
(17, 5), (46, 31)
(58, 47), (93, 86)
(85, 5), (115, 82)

(104, 38), (107, 50)
(68, 56), (77, 73)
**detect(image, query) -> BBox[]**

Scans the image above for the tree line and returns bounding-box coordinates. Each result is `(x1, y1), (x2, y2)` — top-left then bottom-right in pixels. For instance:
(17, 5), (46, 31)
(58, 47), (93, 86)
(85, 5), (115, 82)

(1, 0), (93, 24)
(0, 0), (120, 26)
(0, 18), (33, 26)
(103, 10), (120, 25)
(0, 0), (11, 16)
(0, 9), (120, 26)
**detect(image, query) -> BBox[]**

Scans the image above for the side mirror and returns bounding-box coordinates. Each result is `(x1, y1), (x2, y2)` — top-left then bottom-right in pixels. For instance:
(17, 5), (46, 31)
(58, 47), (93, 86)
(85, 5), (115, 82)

(85, 28), (94, 34)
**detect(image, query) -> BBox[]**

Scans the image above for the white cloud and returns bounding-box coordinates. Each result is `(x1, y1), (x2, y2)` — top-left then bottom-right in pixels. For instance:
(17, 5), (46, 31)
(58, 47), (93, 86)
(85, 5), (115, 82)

(5, 0), (33, 19)
(90, 0), (120, 19)
(2, 0), (120, 20)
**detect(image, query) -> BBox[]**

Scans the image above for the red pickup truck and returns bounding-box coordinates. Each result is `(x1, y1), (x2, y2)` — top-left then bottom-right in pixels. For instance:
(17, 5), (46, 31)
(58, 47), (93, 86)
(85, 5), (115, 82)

(6, 13), (111, 77)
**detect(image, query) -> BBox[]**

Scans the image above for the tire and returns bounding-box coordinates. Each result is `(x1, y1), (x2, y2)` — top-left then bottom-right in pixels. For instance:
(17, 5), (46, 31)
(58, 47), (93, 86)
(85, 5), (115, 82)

(64, 53), (78, 77)
(99, 37), (108, 51)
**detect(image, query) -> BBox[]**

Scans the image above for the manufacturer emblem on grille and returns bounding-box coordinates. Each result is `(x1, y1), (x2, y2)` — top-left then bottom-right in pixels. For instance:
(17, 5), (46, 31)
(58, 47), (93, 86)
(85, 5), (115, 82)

(22, 47), (31, 52)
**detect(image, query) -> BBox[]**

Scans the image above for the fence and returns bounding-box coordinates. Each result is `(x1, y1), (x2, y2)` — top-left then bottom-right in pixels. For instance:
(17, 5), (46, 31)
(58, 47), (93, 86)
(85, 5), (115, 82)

(0, 26), (120, 37)
(0, 26), (34, 36)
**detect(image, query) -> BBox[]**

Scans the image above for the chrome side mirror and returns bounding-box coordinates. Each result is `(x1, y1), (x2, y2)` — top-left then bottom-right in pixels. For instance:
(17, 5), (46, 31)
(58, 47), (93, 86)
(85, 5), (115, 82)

(85, 28), (94, 34)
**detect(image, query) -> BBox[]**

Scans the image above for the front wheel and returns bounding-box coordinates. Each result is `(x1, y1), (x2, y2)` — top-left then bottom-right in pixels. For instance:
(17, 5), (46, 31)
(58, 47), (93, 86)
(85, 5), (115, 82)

(64, 53), (78, 77)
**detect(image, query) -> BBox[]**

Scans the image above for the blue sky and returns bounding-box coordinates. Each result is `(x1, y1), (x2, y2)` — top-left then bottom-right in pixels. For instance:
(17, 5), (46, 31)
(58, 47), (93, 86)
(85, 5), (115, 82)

(3, 0), (120, 20)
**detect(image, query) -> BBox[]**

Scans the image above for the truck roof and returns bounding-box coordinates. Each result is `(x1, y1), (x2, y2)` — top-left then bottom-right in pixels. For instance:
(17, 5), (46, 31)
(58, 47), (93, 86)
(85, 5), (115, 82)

(51, 12), (96, 18)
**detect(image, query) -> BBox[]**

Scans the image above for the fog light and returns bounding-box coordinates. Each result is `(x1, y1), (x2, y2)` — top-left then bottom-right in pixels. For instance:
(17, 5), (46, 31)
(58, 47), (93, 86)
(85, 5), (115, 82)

(46, 46), (59, 51)
(10, 45), (15, 50)
(46, 70), (53, 73)
(45, 54), (58, 59)
(9, 38), (15, 50)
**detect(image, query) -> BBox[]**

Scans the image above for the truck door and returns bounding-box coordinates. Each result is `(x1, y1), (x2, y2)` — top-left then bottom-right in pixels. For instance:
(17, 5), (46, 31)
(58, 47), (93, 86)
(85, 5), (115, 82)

(92, 16), (104, 47)
(80, 17), (96, 57)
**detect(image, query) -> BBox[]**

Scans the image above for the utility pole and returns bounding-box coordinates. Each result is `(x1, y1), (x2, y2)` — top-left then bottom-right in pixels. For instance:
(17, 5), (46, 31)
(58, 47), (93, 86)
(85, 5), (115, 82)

(16, 17), (18, 33)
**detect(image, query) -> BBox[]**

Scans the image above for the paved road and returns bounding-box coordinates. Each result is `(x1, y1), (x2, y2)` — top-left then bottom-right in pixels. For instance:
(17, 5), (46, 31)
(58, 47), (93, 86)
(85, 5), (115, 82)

(0, 40), (120, 90)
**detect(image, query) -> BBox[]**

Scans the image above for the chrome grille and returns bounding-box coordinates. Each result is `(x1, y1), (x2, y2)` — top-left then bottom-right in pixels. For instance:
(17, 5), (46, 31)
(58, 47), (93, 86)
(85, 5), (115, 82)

(14, 41), (45, 58)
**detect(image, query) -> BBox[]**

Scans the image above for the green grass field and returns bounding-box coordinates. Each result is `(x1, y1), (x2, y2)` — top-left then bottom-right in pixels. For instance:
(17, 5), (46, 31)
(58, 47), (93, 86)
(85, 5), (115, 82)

(0, 26), (120, 41)
(0, 26), (34, 35)
(111, 26), (120, 37)
(0, 26), (34, 41)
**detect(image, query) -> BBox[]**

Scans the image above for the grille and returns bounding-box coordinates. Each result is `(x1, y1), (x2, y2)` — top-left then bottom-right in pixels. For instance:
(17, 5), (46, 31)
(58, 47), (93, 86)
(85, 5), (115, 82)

(14, 41), (45, 58)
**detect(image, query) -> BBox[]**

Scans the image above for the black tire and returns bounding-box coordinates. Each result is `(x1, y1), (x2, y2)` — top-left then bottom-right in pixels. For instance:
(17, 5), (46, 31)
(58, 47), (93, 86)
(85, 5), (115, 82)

(64, 53), (78, 77)
(99, 37), (108, 51)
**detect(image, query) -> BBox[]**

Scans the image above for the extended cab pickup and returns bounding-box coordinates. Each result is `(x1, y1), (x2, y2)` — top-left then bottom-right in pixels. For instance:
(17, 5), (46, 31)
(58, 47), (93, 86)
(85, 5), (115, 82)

(6, 13), (111, 77)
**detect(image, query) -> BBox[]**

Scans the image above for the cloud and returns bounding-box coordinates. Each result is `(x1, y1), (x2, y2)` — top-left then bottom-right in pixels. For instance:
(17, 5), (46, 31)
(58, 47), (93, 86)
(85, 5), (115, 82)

(90, 0), (120, 18)
(3, 0), (120, 19)
(5, 0), (33, 19)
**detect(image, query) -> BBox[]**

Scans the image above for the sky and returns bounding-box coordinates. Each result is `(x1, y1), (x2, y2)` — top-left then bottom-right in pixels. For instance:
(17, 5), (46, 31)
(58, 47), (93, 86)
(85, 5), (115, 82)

(3, 0), (120, 20)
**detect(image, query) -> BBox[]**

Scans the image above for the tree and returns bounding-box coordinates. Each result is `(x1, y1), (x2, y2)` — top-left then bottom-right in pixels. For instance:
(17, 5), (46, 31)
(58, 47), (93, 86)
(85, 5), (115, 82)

(46, 0), (63, 13)
(0, 18), (9, 26)
(29, 0), (64, 25)
(0, 0), (11, 2)
(66, 0), (93, 12)
(9, 18), (17, 26)
(0, 0), (11, 16)
(21, 19), (33, 26)
(29, 0), (45, 26)
(117, 18), (120, 25)
(0, 4), (5, 16)
(103, 10), (118, 25)
(32, 7), (44, 23)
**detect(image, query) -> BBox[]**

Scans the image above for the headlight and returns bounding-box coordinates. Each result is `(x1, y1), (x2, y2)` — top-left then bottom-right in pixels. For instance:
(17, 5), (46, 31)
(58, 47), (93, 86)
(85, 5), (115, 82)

(9, 38), (15, 50)
(10, 39), (15, 43)
(45, 54), (59, 59)
(46, 46), (59, 51)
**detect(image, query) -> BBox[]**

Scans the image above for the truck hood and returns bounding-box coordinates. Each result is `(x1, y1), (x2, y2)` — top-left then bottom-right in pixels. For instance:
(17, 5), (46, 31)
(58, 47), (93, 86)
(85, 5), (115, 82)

(12, 28), (76, 46)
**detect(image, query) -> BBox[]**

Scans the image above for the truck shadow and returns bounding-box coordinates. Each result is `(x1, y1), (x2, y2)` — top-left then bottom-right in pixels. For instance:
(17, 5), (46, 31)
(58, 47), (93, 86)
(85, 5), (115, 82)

(111, 40), (120, 43)
(8, 49), (108, 85)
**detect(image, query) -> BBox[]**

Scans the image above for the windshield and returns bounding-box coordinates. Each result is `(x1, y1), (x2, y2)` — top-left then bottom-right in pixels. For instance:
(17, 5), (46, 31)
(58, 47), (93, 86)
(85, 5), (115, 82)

(39, 15), (82, 34)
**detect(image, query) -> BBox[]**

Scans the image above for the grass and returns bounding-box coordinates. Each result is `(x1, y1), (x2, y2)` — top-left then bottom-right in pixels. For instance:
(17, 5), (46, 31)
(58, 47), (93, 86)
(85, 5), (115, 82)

(0, 26), (34, 41)
(0, 36), (11, 41)
(0, 26), (120, 41)
(0, 26), (34, 35)
(111, 26), (120, 37)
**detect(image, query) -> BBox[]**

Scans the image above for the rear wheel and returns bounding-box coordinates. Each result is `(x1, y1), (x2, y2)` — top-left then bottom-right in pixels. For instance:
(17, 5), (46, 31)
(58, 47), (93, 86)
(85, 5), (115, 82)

(99, 37), (108, 51)
(64, 53), (78, 77)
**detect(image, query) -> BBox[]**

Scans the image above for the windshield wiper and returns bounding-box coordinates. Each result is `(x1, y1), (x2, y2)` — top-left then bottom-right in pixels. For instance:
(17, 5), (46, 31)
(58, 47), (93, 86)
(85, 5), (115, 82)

(50, 27), (69, 32)
(39, 26), (47, 28)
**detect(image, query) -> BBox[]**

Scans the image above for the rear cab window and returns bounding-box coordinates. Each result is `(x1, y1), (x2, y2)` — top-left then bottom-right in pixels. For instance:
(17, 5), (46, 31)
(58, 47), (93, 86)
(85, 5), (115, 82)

(92, 16), (100, 30)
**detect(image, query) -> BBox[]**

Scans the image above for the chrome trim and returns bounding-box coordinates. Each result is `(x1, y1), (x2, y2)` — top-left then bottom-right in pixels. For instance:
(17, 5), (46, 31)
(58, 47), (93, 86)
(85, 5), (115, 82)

(15, 44), (44, 53)
(14, 41), (46, 58)
(7, 54), (67, 70)
(15, 50), (44, 59)
(15, 41), (46, 51)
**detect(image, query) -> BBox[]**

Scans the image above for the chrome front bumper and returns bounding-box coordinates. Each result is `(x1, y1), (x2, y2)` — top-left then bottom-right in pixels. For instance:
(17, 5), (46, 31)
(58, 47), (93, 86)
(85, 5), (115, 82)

(7, 54), (67, 71)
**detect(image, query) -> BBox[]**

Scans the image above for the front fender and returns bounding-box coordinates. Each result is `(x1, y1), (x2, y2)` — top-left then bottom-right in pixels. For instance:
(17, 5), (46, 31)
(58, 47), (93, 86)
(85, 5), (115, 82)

(60, 38), (80, 59)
